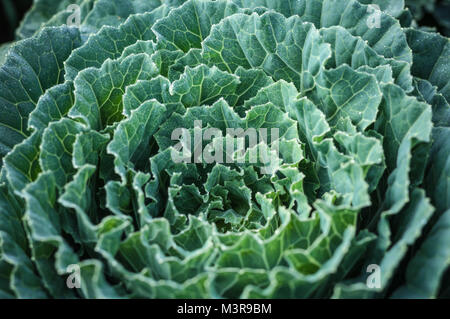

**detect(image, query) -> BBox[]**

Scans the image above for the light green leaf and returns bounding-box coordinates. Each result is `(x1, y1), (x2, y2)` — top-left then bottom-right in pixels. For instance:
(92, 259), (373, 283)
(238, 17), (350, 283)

(108, 100), (167, 180)
(69, 53), (158, 129)
(203, 12), (331, 92)
(233, 0), (412, 63)
(309, 65), (382, 131)
(375, 83), (432, 170)
(153, 0), (240, 52)
(4, 131), (42, 194)
(64, 9), (169, 81)
(358, 0), (405, 17)
(40, 119), (85, 188)
(170, 65), (240, 107)
(81, 0), (167, 35)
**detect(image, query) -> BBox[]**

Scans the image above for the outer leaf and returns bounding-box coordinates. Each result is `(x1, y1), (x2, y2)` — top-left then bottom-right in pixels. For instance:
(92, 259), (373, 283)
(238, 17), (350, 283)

(3, 131), (42, 193)
(81, 0), (167, 35)
(406, 28), (450, 103)
(358, 0), (405, 17)
(0, 27), (81, 164)
(391, 210), (450, 298)
(28, 81), (75, 131)
(15, 0), (84, 39)
(232, 0), (412, 63)
(426, 128), (450, 214)
(412, 78), (450, 128)
(375, 83), (432, 170)
(64, 8), (169, 81)
(40, 119), (85, 189)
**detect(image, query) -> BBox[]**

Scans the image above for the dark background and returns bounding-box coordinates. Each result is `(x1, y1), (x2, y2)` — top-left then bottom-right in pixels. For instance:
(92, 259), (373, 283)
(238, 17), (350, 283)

(418, 0), (450, 35)
(0, 0), (449, 43)
(0, 0), (33, 43)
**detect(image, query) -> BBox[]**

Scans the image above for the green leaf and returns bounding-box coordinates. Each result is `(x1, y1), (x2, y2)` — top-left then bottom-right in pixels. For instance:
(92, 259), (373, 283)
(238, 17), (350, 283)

(3, 131), (42, 194)
(333, 188), (435, 298)
(153, 0), (240, 52)
(0, 27), (81, 164)
(202, 12), (331, 92)
(81, 0), (167, 35)
(123, 76), (183, 116)
(168, 48), (204, 81)
(406, 28), (450, 103)
(289, 97), (330, 161)
(426, 128), (450, 214)
(28, 81), (75, 131)
(378, 189), (435, 292)
(316, 139), (371, 208)
(0, 0), (448, 299)
(72, 130), (110, 169)
(108, 100), (167, 180)
(334, 131), (383, 167)
(69, 53), (158, 129)
(15, 0), (84, 39)
(0, 43), (12, 66)
(412, 78), (450, 128)
(320, 26), (413, 92)
(232, 0), (412, 63)
(391, 209), (450, 298)
(309, 65), (382, 131)
(170, 65), (240, 108)
(22, 171), (80, 298)
(58, 164), (99, 242)
(40, 119), (85, 188)
(375, 83), (432, 170)
(358, 0), (405, 17)
(64, 9), (169, 81)
(77, 260), (124, 298)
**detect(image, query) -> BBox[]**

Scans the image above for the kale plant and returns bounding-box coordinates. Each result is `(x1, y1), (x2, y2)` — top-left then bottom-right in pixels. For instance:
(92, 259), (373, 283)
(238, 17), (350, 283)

(0, 0), (449, 299)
